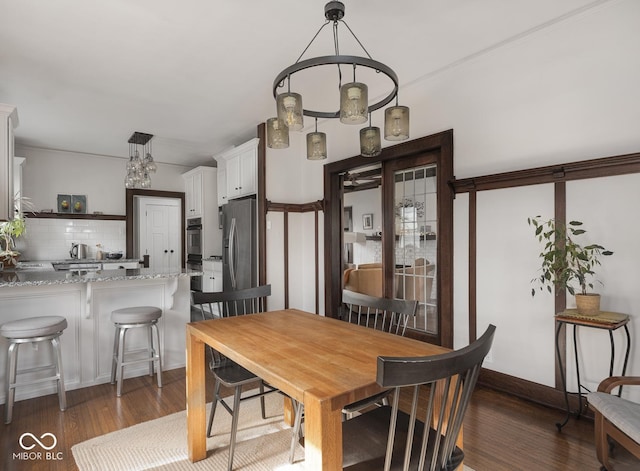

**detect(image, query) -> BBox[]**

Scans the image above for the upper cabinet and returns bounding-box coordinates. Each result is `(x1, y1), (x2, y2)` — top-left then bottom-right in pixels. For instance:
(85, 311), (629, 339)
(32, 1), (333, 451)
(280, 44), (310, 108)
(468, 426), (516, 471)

(217, 168), (227, 206)
(182, 166), (218, 219)
(183, 169), (204, 217)
(0, 104), (18, 221)
(216, 138), (259, 201)
(182, 166), (222, 257)
(13, 157), (25, 214)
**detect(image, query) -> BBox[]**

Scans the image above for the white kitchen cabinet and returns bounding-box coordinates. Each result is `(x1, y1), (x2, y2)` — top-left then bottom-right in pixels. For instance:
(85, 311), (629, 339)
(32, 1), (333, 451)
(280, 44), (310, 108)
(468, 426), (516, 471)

(218, 138), (259, 200)
(0, 275), (191, 402)
(0, 104), (18, 221)
(13, 157), (25, 213)
(181, 166), (222, 259)
(217, 168), (227, 205)
(183, 169), (204, 217)
(202, 259), (222, 292)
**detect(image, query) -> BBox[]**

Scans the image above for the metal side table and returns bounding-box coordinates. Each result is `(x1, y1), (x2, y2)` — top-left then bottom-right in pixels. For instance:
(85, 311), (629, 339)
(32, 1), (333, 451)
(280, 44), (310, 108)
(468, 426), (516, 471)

(555, 309), (630, 431)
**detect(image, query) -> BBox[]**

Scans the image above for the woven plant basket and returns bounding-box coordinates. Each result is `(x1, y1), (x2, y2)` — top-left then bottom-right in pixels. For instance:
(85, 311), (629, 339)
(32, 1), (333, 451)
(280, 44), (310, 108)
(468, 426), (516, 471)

(575, 293), (601, 316)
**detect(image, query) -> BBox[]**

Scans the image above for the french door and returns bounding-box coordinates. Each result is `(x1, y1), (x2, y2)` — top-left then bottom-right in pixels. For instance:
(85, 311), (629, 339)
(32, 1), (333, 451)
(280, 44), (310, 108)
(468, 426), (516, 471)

(324, 131), (454, 347)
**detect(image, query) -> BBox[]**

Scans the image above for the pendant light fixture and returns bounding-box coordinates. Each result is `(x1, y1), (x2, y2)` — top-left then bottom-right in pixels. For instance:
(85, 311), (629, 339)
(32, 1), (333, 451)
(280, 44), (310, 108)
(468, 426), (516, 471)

(307, 118), (327, 160)
(270, 1), (408, 156)
(340, 71), (368, 125)
(384, 102), (410, 141)
(276, 80), (304, 131)
(360, 113), (381, 158)
(266, 117), (289, 149)
(125, 132), (156, 189)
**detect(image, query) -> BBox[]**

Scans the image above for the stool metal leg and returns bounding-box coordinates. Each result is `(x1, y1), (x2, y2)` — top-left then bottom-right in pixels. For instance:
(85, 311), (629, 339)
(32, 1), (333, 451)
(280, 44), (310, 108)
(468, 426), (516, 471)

(111, 325), (121, 385)
(51, 336), (66, 411)
(116, 326), (127, 397)
(148, 324), (154, 377)
(152, 322), (162, 388)
(4, 341), (18, 424)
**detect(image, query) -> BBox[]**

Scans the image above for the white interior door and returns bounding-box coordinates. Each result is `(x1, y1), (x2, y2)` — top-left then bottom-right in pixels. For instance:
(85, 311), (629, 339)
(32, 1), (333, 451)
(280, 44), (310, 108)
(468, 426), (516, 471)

(136, 197), (181, 270)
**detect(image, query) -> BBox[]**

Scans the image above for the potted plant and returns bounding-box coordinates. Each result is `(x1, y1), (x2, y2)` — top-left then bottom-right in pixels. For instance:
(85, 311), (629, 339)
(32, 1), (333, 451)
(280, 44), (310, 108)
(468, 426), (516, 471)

(528, 216), (613, 315)
(0, 195), (34, 268)
(0, 214), (26, 268)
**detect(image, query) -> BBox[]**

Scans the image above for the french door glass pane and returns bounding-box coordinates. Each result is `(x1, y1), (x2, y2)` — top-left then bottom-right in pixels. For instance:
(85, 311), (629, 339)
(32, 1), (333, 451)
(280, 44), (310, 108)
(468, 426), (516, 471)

(394, 164), (437, 334)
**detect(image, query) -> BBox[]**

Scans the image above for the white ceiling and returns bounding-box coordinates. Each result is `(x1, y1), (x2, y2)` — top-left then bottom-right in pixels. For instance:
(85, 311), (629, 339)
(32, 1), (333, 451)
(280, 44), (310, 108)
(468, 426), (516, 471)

(1, 0), (608, 167)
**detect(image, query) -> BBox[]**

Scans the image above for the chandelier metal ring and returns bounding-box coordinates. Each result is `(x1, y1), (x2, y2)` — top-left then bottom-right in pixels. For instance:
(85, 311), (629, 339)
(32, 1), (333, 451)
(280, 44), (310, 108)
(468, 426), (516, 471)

(272, 55), (399, 120)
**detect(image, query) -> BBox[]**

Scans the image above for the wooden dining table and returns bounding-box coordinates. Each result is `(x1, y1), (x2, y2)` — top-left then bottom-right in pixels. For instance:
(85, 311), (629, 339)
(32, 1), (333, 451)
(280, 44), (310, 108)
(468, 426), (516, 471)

(185, 308), (452, 471)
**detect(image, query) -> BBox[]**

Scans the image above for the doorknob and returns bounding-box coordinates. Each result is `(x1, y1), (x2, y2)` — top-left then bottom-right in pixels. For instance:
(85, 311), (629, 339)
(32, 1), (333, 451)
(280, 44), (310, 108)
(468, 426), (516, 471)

(164, 250), (168, 253)
(170, 249), (174, 253)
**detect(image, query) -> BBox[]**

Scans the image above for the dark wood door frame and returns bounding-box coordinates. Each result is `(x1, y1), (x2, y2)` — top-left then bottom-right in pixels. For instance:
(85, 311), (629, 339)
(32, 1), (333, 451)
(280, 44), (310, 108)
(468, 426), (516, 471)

(324, 130), (455, 347)
(125, 189), (186, 267)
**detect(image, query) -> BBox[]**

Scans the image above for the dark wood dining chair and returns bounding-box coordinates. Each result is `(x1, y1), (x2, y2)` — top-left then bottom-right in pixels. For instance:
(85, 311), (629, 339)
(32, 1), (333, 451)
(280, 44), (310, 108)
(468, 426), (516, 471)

(289, 290), (419, 463)
(342, 324), (496, 471)
(191, 284), (278, 471)
(588, 376), (640, 471)
(342, 289), (418, 336)
(340, 290), (418, 416)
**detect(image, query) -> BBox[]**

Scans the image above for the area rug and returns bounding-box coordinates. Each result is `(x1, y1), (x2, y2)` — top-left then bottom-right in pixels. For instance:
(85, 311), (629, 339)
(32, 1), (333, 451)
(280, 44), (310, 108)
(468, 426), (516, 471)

(72, 392), (474, 470)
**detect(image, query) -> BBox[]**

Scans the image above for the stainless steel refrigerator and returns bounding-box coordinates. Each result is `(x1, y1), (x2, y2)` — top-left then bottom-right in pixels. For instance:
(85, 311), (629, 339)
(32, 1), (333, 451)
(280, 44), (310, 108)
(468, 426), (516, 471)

(221, 197), (257, 291)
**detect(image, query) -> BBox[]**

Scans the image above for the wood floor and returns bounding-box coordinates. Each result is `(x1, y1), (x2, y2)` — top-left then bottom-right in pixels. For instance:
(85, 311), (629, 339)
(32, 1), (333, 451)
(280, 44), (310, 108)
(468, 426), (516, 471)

(0, 367), (637, 471)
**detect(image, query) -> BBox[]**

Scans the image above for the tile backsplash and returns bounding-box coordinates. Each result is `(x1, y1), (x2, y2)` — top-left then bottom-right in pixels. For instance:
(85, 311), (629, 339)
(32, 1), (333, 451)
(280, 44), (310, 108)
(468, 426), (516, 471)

(18, 219), (126, 261)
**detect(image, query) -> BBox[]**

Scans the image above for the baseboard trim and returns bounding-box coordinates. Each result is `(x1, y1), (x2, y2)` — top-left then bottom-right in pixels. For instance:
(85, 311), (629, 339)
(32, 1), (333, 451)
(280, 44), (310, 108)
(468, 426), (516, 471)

(478, 367), (592, 419)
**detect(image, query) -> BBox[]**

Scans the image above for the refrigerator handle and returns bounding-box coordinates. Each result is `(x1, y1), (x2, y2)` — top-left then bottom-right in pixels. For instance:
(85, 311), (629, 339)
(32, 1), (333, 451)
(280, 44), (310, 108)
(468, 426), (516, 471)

(228, 217), (237, 289)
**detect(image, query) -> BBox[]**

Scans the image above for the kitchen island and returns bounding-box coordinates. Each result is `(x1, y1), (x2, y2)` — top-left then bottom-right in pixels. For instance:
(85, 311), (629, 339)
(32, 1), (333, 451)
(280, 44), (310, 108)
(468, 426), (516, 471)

(0, 265), (199, 403)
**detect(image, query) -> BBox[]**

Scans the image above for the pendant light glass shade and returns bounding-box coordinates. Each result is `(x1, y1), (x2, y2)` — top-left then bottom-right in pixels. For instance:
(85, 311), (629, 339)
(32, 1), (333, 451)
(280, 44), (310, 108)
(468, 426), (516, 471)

(340, 82), (368, 124)
(125, 132), (155, 189)
(276, 92), (304, 131)
(306, 131), (327, 160)
(360, 126), (381, 157)
(266, 117), (289, 149)
(384, 105), (410, 141)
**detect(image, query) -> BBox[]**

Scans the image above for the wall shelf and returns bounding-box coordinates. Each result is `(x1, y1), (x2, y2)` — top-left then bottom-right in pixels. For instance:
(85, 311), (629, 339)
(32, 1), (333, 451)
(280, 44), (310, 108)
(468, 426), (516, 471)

(26, 212), (126, 221)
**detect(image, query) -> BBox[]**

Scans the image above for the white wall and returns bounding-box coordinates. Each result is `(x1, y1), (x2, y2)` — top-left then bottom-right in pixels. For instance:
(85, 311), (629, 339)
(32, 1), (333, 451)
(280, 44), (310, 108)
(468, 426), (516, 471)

(16, 145), (191, 215)
(264, 0), (640, 394)
(19, 218), (126, 261)
(344, 187), (382, 266)
(14, 145), (192, 260)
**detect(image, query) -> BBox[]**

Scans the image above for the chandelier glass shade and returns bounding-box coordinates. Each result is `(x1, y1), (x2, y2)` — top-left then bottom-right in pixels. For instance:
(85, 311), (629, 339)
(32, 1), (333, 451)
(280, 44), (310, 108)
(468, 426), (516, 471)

(276, 92), (304, 131)
(125, 132), (156, 189)
(307, 118), (327, 160)
(269, 1), (409, 158)
(359, 114), (381, 158)
(266, 117), (289, 149)
(340, 82), (368, 125)
(384, 105), (410, 141)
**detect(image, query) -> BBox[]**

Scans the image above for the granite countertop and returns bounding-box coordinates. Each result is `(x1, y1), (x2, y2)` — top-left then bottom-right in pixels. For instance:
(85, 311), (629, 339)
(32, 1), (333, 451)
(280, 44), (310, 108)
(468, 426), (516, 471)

(20, 258), (142, 265)
(0, 266), (203, 288)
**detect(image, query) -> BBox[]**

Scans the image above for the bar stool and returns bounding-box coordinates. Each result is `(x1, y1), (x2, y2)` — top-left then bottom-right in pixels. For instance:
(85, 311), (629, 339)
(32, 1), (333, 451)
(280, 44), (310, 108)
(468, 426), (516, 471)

(1, 316), (68, 424)
(110, 306), (162, 397)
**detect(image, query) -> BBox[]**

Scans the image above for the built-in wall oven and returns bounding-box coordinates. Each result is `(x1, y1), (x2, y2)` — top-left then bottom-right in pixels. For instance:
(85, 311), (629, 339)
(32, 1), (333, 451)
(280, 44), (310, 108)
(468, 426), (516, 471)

(187, 217), (203, 257)
(187, 257), (203, 291)
(187, 217), (203, 291)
